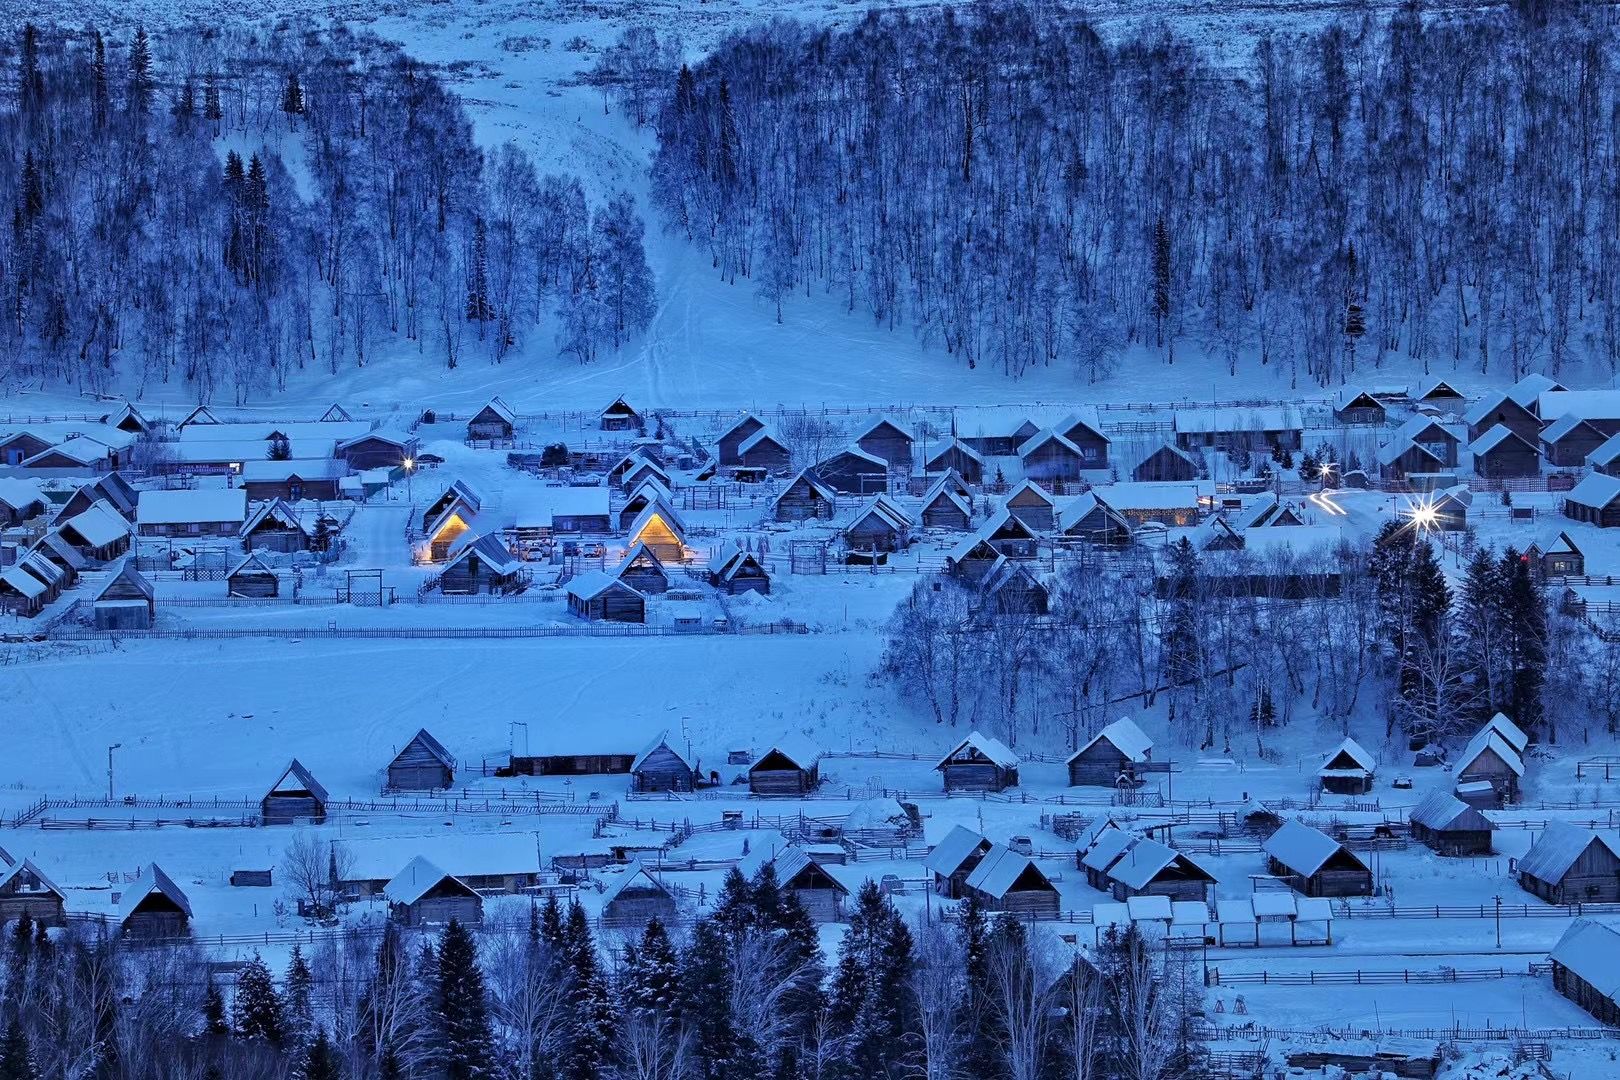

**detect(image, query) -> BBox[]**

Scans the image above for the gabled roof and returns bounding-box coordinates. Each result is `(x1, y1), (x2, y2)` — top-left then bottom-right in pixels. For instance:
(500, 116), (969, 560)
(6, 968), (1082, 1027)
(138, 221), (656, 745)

(706, 542), (766, 582)
(0, 857), (64, 900)
(240, 499), (311, 538)
(383, 856), (477, 906)
(1319, 737), (1376, 776)
(178, 405), (222, 426)
(61, 500), (134, 548)
(599, 862), (673, 907)
(1068, 718), (1153, 765)
(601, 395), (639, 418)
(628, 500), (688, 548)
(631, 731), (695, 774)
(923, 825), (991, 877)
(719, 412), (764, 442)
(615, 541), (668, 578)
(945, 532), (1001, 566)
(239, 458), (349, 482)
(103, 402), (151, 431)
(226, 550), (278, 581)
(1519, 822), (1620, 884)
(319, 403), (355, 422)
(935, 730), (1019, 771)
(394, 728), (455, 770)
(1016, 427), (1083, 461)
(1551, 919), (1620, 1000)
(1416, 378), (1465, 401)
(1393, 414), (1461, 446)
(753, 734), (822, 773)
(1106, 838), (1214, 890)
(1056, 409), (1110, 444)
(1375, 438), (1444, 468)
(1082, 829), (1139, 874)
(738, 425), (789, 456)
(1006, 478), (1056, 508)
(1057, 492), (1133, 536)
(565, 568), (641, 602)
(1263, 819), (1364, 878)
(0, 477), (46, 513)
(19, 550), (63, 587)
(625, 476), (674, 507)
(1462, 392), (1527, 428)
(1484, 712), (1529, 753)
(33, 530), (89, 570)
(1468, 423), (1537, 457)
(116, 863), (192, 924)
(772, 469), (836, 511)
(136, 488), (247, 526)
(1333, 387), (1384, 412)
(1588, 431), (1620, 469)
(1409, 790), (1493, 833)
(855, 415), (915, 443)
(23, 435), (113, 467)
(920, 485), (972, 522)
(1528, 528), (1581, 560)
(94, 560), (154, 604)
(843, 493), (912, 536)
(1510, 373), (1563, 409)
(768, 845), (846, 893)
(0, 566), (45, 599)
(473, 396), (517, 425)
(818, 444), (886, 470)
(267, 759), (330, 805)
(1540, 413), (1603, 445)
(445, 533), (523, 577)
(964, 845), (1052, 899)
(926, 438), (983, 467)
(1455, 729), (1524, 778)
(338, 428), (413, 452)
(1566, 471), (1620, 510)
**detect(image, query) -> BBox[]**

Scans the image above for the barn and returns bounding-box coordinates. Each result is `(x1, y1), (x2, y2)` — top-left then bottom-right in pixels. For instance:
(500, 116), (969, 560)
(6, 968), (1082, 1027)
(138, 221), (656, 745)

(1408, 790), (1494, 856)
(1317, 737), (1377, 795)
(384, 857), (483, 928)
(707, 544), (770, 595)
(841, 494), (913, 553)
(925, 439), (984, 484)
(93, 561), (155, 630)
(1133, 444), (1201, 483)
(631, 732), (699, 793)
(0, 478), (46, 525)
(626, 500), (688, 564)
(56, 500), (134, 562)
(936, 731), (1020, 793)
(0, 857), (66, 928)
(1104, 838), (1216, 903)
(757, 846), (849, 923)
(1005, 479), (1058, 532)
(116, 864), (192, 938)
(962, 845), (1060, 918)
(467, 397), (516, 441)
(566, 571), (646, 622)
(920, 484), (972, 531)
(1263, 820), (1374, 897)
(718, 413), (766, 467)
(600, 863), (679, 927)
(262, 760), (330, 825)
(816, 447), (889, 494)
(1518, 823), (1620, 904)
(240, 499), (314, 552)
(772, 470), (838, 521)
(1453, 728), (1524, 806)
(1469, 424), (1540, 478)
(736, 427), (791, 473)
(0, 567), (47, 617)
(748, 735), (822, 796)
(1057, 493), (1133, 546)
(386, 729), (455, 791)
(52, 473), (139, 525)
(1550, 919), (1620, 1026)
(440, 534), (526, 595)
(226, 551), (280, 598)
(1067, 719), (1153, 787)
(616, 542), (671, 595)
(854, 417), (915, 467)
(18, 550), (66, 601)
(1565, 473), (1620, 528)
(600, 395), (642, 431)
(924, 826), (993, 899)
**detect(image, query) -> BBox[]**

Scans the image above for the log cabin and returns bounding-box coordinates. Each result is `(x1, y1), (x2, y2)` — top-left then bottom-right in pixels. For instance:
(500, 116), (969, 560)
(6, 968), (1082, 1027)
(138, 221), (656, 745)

(1550, 919), (1620, 1026)
(920, 484), (972, 530)
(815, 446), (889, 494)
(0, 478), (45, 525)
(56, 500), (134, 562)
(600, 395), (642, 432)
(1057, 492), (1134, 546)
(718, 413), (766, 467)
(440, 534), (526, 595)
(924, 825), (993, 899)
(1004, 479), (1057, 532)
(1067, 719), (1153, 787)
(423, 480), (483, 532)
(262, 760), (330, 825)
(620, 457), (672, 494)
(1464, 392), (1540, 444)
(626, 500), (687, 564)
(1017, 429), (1088, 485)
(102, 402), (152, 434)
(1332, 388), (1386, 425)
(1408, 790), (1494, 856)
(1541, 414), (1608, 468)
(337, 430), (415, 471)
(707, 544), (770, 595)
(1056, 411), (1111, 469)
(1525, 529), (1584, 580)
(52, 473), (138, 524)
(854, 417), (915, 467)
(981, 508), (1040, 559)
(925, 439), (984, 484)
(755, 845), (849, 923)
(93, 561), (155, 630)
(226, 551), (280, 598)
(0, 857), (66, 927)
(386, 729), (455, 791)
(1173, 406), (1302, 452)
(566, 570), (646, 621)
(978, 557), (1050, 617)
(631, 732), (699, 793)
(1376, 439), (1448, 482)
(1133, 443), (1201, 483)
(1080, 828), (1137, 891)
(240, 459), (347, 502)
(943, 534), (1003, 583)
(1415, 378), (1467, 414)
(1104, 838), (1216, 903)
(1453, 728), (1524, 806)
(30, 531), (89, 584)
(1317, 737), (1377, 796)
(962, 845), (1060, 918)
(841, 493), (913, 553)
(1468, 424), (1540, 478)
(116, 864), (192, 938)
(467, 397), (516, 441)
(619, 478), (675, 531)
(615, 542), (671, 595)
(1263, 820), (1374, 897)
(935, 731), (1020, 793)
(384, 857), (483, 927)
(772, 470), (838, 521)
(136, 489), (248, 538)
(1518, 823), (1620, 904)
(748, 735), (822, 795)
(240, 499), (314, 553)
(600, 863), (679, 927)
(0, 566), (47, 617)
(736, 427), (792, 473)
(1564, 472), (1620, 528)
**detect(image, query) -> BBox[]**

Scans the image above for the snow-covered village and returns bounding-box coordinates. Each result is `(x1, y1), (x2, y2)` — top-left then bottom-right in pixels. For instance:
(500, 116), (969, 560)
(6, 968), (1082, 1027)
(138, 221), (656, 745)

(8, 2), (1620, 1080)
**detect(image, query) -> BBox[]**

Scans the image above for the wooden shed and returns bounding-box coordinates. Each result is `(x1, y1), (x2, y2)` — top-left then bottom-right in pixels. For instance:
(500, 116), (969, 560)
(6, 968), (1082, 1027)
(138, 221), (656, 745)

(1464, 393), (1540, 444)
(226, 551), (280, 598)
(262, 760), (330, 825)
(1416, 378), (1467, 415)
(566, 570), (646, 622)
(925, 439), (984, 484)
(772, 470), (838, 522)
(815, 446), (889, 494)
(718, 413), (766, 467)
(1565, 472), (1620, 528)
(748, 735), (822, 796)
(600, 863), (679, 927)
(384, 857), (483, 928)
(1540, 414), (1608, 468)
(1057, 493), (1134, 546)
(979, 557), (1050, 617)
(1263, 820), (1373, 897)
(1525, 529), (1584, 580)
(944, 534), (1002, 583)
(386, 729), (455, 791)
(935, 731), (1020, 793)
(240, 499), (313, 553)
(56, 500), (134, 562)
(707, 544), (770, 595)
(116, 863), (191, 938)
(1408, 790), (1494, 856)
(841, 494), (913, 554)
(1057, 411), (1111, 469)
(1551, 919), (1620, 1026)
(1453, 728), (1524, 805)
(981, 509), (1040, 559)
(0, 566), (47, 617)
(0, 478), (46, 525)
(631, 732), (698, 793)
(337, 430), (415, 471)
(735, 426), (791, 473)
(1105, 838), (1216, 903)
(855, 417), (915, 467)
(962, 845), (1060, 918)
(467, 396), (516, 441)
(923, 825), (992, 899)
(600, 395), (641, 432)
(1005, 479), (1057, 532)
(763, 845), (849, 923)
(93, 561), (155, 630)
(1317, 737), (1376, 795)
(616, 542), (671, 595)
(1469, 424), (1540, 478)
(1017, 429), (1088, 485)
(0, 857), (66, 928)
(440, 534), (526, 595)
(1133, 443), (1201, 483)
(1067, 718), (1153, 787)
(1080, 828), (1137, 891)
(1517, 822), (1620, 904)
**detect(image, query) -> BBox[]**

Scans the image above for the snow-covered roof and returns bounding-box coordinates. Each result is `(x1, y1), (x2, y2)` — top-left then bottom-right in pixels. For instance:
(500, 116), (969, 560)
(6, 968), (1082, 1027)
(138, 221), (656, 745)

(935, 730), (1019, 771)
(1056, 409), (1109, 442)
(819, 444), (887, 470)
(1538, 389), (1620, 423)
(843, 493), (912, 535)
(393, 729), (455, 770)
(177, 419), (370, 444)
(706, 542), (765, 583)
(921, 485), (972, 521)
(1005, 478), (1056, 508)
(19, 551), (62, 587)
(1107, 839), (1189, 890)
(1588, 432), (1620, 469)
(1319, 737), (1376, 776)
(738, 425), (788, 455)
(240, 499), (311, 539)
(565, 568), (638, 601)
(1551, 919), (1620, 1000)
(1056, 492), (1132, 535)
(926, 438), (983, 467)
(0, 567), (45, 599)
(598, 862), (671, 908)
(718, 411), (764, 441)
(1510, 373), (1563, 409)
(1068, 718), (1153, 765)
(1080, 827), (1136, 872)
(0, 857), (63, 900)
(474, 396), (517, 425)
(1394, 414), (1460, 446)
(1409, 790), (1493, 833)
(446, 533), (523, 577)
(226, 550), (278, 582)
(1375, 438), (1444, 468)
(1172, 406), (1302, 434)
(855, 415), (915, 443)
(239, 458), (349, 482)
(505, 486), (611, 528)
(33, 530), (88, 570)
(754, 733), (822, 772)
(1416, 378), (1465, 401)
(1125, 894), (1173, 922)
(963, 844), (1047, 899)
(338, 428), (413, 452)
(0, 477), (46, 512)
(22, 435), (114, 467)
(772, 469), (837, 510)
(1566, 472), (1620, 510)
(923, 825), (990, 877)
(267, 759), (329, 805)
(61, 500), (133, 547)
(136, 488), (247, 526)
(628, 500), (688, 545)
(1333, 387), (1384, 411)
(116, 863), (192, 924)
(95, 561), (154, 604)
(383, 856), (475, 906)
(1517, 822), (1620, 884)
(1467, 423), (1533, 457)
(1455, 729), (1524, 778)
(631, 731), (695, 774)
(1462, 393), (1520, 428)
(1214, 897), (1257, 925)
(1016, 427), (1083, 461)
(1484, 712), (1529, 752)
(1540, 413), (1599, 445)
(1086, 481), (1205, 511)
(1263, 819), (1357, 878)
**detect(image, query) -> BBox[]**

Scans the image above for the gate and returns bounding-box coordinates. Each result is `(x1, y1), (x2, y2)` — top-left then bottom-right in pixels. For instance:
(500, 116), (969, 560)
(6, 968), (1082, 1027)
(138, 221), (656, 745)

(789, 539), (828, 575)
(345, 569), (387, 607)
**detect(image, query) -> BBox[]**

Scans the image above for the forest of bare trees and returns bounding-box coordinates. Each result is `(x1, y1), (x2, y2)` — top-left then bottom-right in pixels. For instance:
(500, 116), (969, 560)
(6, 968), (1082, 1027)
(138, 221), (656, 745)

(604, 1), (1620, 386)
(1, 25), (655, 403)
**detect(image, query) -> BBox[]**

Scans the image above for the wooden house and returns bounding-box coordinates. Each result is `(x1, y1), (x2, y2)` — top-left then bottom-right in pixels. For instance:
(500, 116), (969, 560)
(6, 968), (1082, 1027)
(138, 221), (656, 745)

(384, 857), (483, 928)
(440, 534), (526, 595)
(424, 497), (478, 561)
(1469, 424), (1540, 478)
(855, 417), (915, 467)
(1104, 838), (1215, 903)
(337, 430), (415, 471)
(102, 402), (151, 434)
(1133, 443), (1201, 483)
(1317, 737), (1376, 796)
(962, 845), (1060, 918)
(944, 534), (1002, 583)
(116, 864), (192, 938)
(1262, 820), (1373, 897)
(1527, 530), (1584, 580)
(736, 426), (791, 473)
(22, 434), (124, 471)
(1332, 388), (1387, 425)
(1088, 482), (1203, 528)
(707, 543), (770, 595)
(979, 557), (1050, 617)
(1057, 493), (1133, 546)
(1453, 728), (1524, 806)
(1541, 414), (1608, 468)
(240, 459), (346, 502)
(600, 395), (641, 432)
(18, 549), (67, 599)
(1017, 429), (1088, 484)
(935, 731), (1019, 793)
(772, 470), (837, 521)
(240, 499), (313, 553)
(1518, 823), (1620, 904)
(619, 479), (674, 531)
(52, 473), (138, 524)
(1415, 378), (1467, 415)
(925, 439), (984, 484)
(981, 509), (1040, 559)
(1464, 392), (1540, 444)
(1565, 472), (1620, 528)
(616, 542), (671, 595)
(136, 489), (248, 538)
(1395, 415), (1462, 468)
(1429, 487), (1472, 532)
(1056, 411), (1111, 469)
(816, 446), (889, 494)
(0, 858), (66, 928)
(1005, 479), (1057, 532)
(626, 500), (687, 565)
(423, 480), (483, 532)
(0, 478), (46, 525)
(1589, 432), (1620, 476)
(178, 404), (223, 428)
(718, 413), (767, 466)
(566, 570), (646, 622)
(0, 430), (52, 466)
(0, 567), (47, 617)
(31, 531), (88, 583)
(1550, 919), (1620, 1026)
(841, 494), (912, 553)
(1408, 790), (1493, 856)
(467, 397), (516, 441)
(1067, 719), (1153, 787)
(600, 864), (678, 927)
(386, 729), (455, 791)
(924, 826), (993, 899)
(621, 456), (673, 494)
(57, 501), (134, 562)
(1376, 439), (1447, 482)
(93, 561), (155, 630)
(226, 551), (280, 598)
(631, 732), (698, 793)
(1173, 406), (1302, 452)
(748, 735), (822, 795)
(768, 846), (849, 923)
(920, 480), (972, 530)
(1080, 828), (1137, 891)
(262, 760), (330, 825)
(1484, 712), (1530, 753)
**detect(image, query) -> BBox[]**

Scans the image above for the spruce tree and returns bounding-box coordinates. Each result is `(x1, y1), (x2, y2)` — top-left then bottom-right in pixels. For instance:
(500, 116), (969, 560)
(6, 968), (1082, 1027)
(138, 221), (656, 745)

(957, 893), (997, 1080)
(562, 901), (616, 1080)
(286, 943), (315, 1048)
(90, 30), (109, 129)
(202, 975), (229, 1036)
(435, 919), (495, 1080)
(126, 27), (153, 116)
(682, 916), (757, 1080)
(829, 881), (916, 1079)
(281, 71), (304, 118)
(1151, 214), (1172, 350)
(540, 894), (564, 948)
(233, 954), (286, 1046)
(0, 1016), (36, 1080)
(1501, 548), (1548, 737)
(303, 1028), (340, 1080)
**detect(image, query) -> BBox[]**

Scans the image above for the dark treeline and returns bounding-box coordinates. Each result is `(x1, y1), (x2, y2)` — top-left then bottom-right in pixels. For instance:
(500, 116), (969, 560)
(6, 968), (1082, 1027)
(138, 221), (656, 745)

(0, 867), (1203, 1079)
(613, 0), (1619, 384)
(2, 24), (655, 403)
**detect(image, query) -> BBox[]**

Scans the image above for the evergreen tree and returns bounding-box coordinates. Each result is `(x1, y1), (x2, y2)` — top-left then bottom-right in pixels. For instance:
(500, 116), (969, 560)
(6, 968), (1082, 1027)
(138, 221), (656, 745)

(0, 1016), (36, 1080)
(232, 954), (286, 1046)
(1500, 548), (1548, 736)
(1151, 214), (1172, 350)
(204, 79), (222, 126)
(303, 1028), (341, 1080)
(540, 894), (564, 948)
(434, 919), (495, 1080)
(202, 975), (229, 1037)
(90, 30), (109, 129)
(466, 216), (493, 325)
(624, 917), (681, 1014)
(285, 943), (315, 1047)
(1343, 241), (1367, 370)
(268, 433), (292, 460)
(682, 916), (757, 1080)
(18, 25), (44, 115)
(713, 866), (755, 933)
(1161, 537), (1203, 691)
(1456, 548), (1506, 724)
(281, 71), (304, 118)
(126, 27), (153, 116)
(828, 881), (916, 1080)
(956, 893), (998, 1080)
(561, 901), (616, 1080)
(173, 79), (195, 129)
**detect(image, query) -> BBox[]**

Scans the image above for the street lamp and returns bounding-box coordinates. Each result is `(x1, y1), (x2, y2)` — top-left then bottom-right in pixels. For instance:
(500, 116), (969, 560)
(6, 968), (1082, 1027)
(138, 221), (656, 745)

(107, 743), (122, 802)
(1493, 893), (1503, 949)
(402, 456), (415, 502)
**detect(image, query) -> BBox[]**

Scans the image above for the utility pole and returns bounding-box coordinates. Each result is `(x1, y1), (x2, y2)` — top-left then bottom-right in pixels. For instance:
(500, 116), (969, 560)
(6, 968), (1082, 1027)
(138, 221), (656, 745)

(107, 743), (122, 801)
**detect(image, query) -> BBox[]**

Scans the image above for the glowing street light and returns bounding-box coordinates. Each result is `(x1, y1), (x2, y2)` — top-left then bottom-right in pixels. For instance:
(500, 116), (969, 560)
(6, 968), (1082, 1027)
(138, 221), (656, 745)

(1408, 501), (1439, 532)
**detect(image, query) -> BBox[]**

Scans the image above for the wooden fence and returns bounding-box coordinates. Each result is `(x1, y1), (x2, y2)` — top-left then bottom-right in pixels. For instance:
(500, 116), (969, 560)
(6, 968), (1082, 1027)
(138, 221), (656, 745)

(1206, 963), (1540, 987)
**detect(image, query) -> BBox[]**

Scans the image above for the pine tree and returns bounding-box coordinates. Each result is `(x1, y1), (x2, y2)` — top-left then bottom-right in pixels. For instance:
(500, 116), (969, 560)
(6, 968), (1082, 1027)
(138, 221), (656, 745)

(562, 901), (616, 1080)
(829, 881), (916, 1079)
(1500, 548), (1548, 737)
(713, 866), (755, 933)
(19, 25), (44, 115)
(0, 1016), (37, 1080)
(540, 894), (564, 948)
(268, 433), (292, 460)
(1161, 537), (1203, 690)
(281, 70), (304, 119)
(303, 1028), (340, 1080)
(435, 919), (495, 1080)
(173, 79), (195, 129)
(204, 79), (222, 126)
(286, 943), (315, 1048)
(202, 975), (229, 1036)
(126, 27), (153, 116)
(233, 954), (286, 1045)
(1343, 241), (1367, 371)
(466, 216), (493, 325)
(90, 30), (109, 130)
(682, 916), (757, 1080)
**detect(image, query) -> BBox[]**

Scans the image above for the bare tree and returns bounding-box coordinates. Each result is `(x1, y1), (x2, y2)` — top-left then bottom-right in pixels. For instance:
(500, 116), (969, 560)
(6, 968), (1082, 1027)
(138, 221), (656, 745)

(909, 921), (964, 1080)
(282, 833), (353, 917)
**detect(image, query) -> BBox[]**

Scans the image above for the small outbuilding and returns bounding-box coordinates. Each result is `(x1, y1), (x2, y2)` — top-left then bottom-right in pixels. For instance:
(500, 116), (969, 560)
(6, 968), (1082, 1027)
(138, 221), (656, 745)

(226, 552), (281, 598)
(962, 845), (1060, 918)
(707, 543), (771, 595)
(1005, 479), (1058, 532)
(116, 864), (192, 938)
(925, 439), (984, 484)
(566, 570), (646, 622)
(600, 395), (642, 432)
(935, 731), (1020, 793)
(1517, 822), (1620, 904)
(0, 857), (66, 928)
(1453, 727), (1524, 806)
(769, 846), (850, 923)
(1263, 820), (1374, 897)
(1564, 472), (1620, 528)
(600, 863), (679, 927)
(1408, 790), (1494, 856)
(240, 499), (314, 553)
(384, 857), (483, 928)
(386, 729), (456, 791)
(1550, 919), (1620, 1026)
(1317, 737), (1377, 795)
(748, 735), (822, 796)
(815, 446), (889, 494)
(718, 413), (767, 467)
(631, 732), (698, 793)
(841, 494), (913, 554)
(615, 542), (671, 595)
(920, 475), (972, 530)
(92, 561), (155, 630)
(772, 470), (838, 522)
(1133, 443), (1201, 484)
(1067, 718), (1153, 787)
(468, 397), (516, 441)
(262, 759), (330, 825)
(924, 826), (993, 899)
(854, 417), (915, 467)
(440, 534), (526, 595)
(1104, 838), (1216, 904)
